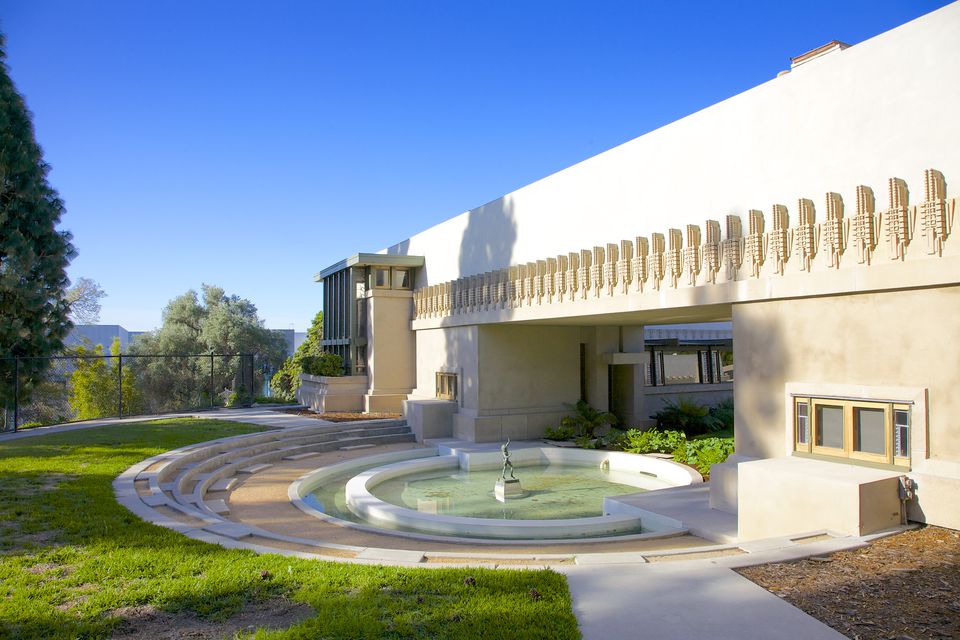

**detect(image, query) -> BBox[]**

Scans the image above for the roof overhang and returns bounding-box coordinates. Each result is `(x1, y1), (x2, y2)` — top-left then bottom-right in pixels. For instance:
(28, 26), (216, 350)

(314, 253), (425, 281)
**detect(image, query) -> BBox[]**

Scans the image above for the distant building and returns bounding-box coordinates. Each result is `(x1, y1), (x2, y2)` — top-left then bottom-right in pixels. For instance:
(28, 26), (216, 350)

(65, 325), (137, 353)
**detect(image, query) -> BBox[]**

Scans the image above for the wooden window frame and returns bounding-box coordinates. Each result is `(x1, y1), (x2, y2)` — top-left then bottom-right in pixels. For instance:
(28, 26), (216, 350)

(793, 395), (910, 468)
(436, 372), (457, 401)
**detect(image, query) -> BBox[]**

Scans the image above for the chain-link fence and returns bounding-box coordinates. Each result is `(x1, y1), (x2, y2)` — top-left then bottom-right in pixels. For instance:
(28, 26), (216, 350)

(0, 354), (257, 432)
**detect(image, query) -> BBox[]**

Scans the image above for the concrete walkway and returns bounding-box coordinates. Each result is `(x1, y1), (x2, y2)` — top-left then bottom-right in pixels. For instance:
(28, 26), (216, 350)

(562, 562), (847, 639)
(3, 411), (859, 638)
(0, 406), (330, 442)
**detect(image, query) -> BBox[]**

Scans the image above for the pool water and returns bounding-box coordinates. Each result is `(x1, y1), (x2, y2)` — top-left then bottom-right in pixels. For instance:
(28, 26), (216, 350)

(308, 462), (670, 523)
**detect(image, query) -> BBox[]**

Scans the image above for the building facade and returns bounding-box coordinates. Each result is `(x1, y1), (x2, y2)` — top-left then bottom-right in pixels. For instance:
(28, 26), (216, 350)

(316, 4), (960, 535)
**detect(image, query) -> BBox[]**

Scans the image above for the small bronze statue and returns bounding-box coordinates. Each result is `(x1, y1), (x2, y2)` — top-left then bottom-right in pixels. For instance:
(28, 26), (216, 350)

(500, 438), (516, 480)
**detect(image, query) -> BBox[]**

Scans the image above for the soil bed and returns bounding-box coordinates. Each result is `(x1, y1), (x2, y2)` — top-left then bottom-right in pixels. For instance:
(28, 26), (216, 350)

(277, 409), (402, 423)
(738, 525), (960, 640)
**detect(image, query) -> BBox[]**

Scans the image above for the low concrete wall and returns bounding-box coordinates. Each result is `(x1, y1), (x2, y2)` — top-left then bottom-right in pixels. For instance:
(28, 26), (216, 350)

(404, 398), (457, 441)
(738, 457), (902, 540)
(297, 374), (367, 413)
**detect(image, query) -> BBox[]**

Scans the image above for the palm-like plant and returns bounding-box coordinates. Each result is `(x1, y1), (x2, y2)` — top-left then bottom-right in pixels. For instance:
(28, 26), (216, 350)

(561, 400), (618, 438)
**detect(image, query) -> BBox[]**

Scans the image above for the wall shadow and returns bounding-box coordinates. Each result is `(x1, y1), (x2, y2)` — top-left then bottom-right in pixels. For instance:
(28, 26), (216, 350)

(457, 195), (518, 278)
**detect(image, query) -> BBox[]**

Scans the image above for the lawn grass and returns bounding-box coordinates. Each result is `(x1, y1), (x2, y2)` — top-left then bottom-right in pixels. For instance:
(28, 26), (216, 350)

(0, 419), (579, 639)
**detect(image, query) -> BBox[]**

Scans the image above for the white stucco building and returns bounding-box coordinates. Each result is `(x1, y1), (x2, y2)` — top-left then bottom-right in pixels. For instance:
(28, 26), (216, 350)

(312, 4), (960, 538)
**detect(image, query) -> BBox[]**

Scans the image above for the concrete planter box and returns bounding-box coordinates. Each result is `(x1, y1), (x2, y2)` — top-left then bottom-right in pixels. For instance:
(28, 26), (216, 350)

(297, 373), (368, 413)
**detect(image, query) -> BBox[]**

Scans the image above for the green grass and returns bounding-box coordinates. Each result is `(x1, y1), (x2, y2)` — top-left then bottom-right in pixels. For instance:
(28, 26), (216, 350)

(0, 419), (579, 639)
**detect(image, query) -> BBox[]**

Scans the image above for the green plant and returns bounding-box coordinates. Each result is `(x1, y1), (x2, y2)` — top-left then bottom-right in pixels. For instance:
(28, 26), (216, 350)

(560, 400), (617, 437)
(300, 352), (344, 377)
(543, 425), (575, 441)
(653, 397), (722, 436)
(622, 428), (687, 455)
(709, 397), (734, 431)
(682, 436), (735, 475)
(597, 427), (627, 449)
(68, 338), (143, 420)
(574, 434), (597, 449)
(225, 388), (253, 407)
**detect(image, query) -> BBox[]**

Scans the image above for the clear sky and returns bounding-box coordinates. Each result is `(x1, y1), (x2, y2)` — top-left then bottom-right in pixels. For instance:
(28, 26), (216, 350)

(1, 0), (951, 332)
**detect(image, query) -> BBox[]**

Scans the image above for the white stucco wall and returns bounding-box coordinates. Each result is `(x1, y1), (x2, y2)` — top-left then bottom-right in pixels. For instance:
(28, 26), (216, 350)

(383, 3), (960, 285)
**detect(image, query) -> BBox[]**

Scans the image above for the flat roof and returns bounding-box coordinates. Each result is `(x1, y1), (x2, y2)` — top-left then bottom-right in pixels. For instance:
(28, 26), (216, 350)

(315, 253), (425, 281)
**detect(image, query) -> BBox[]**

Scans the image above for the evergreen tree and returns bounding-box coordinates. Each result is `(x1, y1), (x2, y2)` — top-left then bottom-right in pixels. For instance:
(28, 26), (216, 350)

(0, 33), (75, 426)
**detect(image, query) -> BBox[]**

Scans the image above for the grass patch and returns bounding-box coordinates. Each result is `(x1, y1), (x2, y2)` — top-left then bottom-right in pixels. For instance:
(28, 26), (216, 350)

(0, 419), (579, 639)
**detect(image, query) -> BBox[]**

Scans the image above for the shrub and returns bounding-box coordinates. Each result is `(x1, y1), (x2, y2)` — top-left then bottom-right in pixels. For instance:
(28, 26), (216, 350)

(300, 352), (343, 377)
(622, 428), (687, 455)
(709, 397), (734, 431)
(543, 425), (575, 441)
(225, 389), (252, 408)
(598, 427), (627, 449)
(653, 397), (722, 436)
(682, 436), (735, 475)
(560, 400), (617, 437)
(574, 434), (597, 449)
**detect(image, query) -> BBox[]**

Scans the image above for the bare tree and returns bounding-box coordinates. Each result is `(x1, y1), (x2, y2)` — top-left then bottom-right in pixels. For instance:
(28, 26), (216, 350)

(65, 277), (106, 325)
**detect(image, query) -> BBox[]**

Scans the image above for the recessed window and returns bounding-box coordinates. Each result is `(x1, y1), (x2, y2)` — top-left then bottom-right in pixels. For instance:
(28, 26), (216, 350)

(374, 268), (390, 289)
(436, 372), (457, 401)
(794, 396), (910, 468)
(393, 268), (412, 290)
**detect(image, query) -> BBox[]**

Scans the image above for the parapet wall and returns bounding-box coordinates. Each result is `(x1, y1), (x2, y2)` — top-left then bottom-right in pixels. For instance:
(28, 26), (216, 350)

(413, 169), (958, 327)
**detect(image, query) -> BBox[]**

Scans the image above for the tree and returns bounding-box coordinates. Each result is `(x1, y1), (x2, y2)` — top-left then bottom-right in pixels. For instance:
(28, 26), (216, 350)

(65, 277), (106, 325)
(68, 338), (142, 420)
(130, 285), (287, 411)
(0, 33), (75, 426)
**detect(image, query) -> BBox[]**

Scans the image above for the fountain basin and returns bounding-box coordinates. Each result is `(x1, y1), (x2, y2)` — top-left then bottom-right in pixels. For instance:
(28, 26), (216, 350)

(291, 443), (702, 542)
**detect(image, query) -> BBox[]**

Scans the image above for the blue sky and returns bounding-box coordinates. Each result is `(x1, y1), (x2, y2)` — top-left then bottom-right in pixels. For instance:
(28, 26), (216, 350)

(2, 0), (950, 332)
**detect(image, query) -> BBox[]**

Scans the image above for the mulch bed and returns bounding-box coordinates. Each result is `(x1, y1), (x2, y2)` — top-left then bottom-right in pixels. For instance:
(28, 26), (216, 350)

(738, 525), (960, 640)
(277, 409), (402, 423)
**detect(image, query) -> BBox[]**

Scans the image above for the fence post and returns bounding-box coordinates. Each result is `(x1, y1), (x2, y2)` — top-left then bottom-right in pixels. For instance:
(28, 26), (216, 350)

(13, 357), (19, 433)
(117, 354), (123, 418)
(210, 354), (215, 409)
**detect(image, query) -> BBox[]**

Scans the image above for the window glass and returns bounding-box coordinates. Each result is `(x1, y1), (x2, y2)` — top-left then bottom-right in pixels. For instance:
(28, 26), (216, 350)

(393, 268), (411, 289)
(796, 401), (809, 444)
(815, 404), (844, 449)
(853, 407), (886, 455)
(374, 268), (390, 288)
(894, 409), (910, 457)
(661, 352), (699, 385)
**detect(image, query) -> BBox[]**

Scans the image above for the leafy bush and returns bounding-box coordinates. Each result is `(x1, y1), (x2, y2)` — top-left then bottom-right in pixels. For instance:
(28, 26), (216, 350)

(300, 352), (344, 377)
(560, 400), (617, 437)
(653, 397), (722, 436)
(709, 397), (734, 431)
(543, 425), (575, 441)
(597, 427), (627, 449)
(225, 388), (252, 408)
(622, 427), (735, 476)
(574, 434), (597, 449)
(680, 436), (736, 475)
(622, 428), (687, 456)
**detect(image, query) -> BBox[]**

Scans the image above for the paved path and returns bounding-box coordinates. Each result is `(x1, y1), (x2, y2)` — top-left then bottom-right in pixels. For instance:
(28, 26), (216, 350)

(561, 563), (847, 639)
(0, 406), (330, 442)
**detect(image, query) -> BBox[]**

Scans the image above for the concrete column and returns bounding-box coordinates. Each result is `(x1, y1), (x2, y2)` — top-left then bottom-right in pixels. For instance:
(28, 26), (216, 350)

(580, 326), (619, 411)
(364, 289), (416, 412)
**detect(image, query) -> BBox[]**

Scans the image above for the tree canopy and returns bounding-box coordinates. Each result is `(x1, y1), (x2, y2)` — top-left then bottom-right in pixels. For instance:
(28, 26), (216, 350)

(129, 285), (287, 411)
(0, 33), (75, 426)
(0, 33), (75, 359)
(65, 277), (106, 325)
